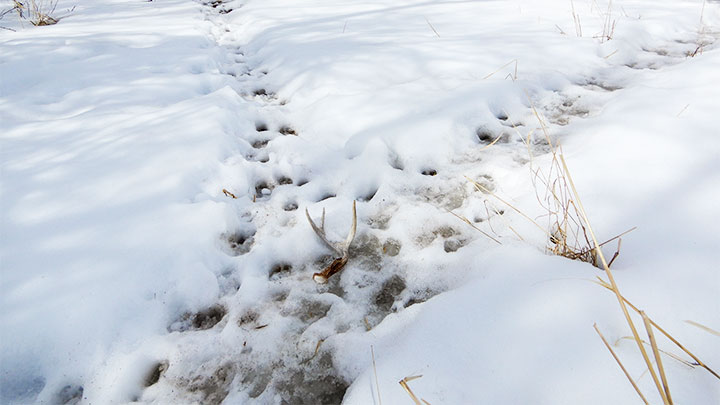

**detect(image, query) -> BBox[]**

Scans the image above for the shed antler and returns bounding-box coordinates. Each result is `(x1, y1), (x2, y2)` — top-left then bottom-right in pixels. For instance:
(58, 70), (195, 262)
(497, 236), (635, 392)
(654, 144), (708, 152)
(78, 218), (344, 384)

(306, 201), (357, 283)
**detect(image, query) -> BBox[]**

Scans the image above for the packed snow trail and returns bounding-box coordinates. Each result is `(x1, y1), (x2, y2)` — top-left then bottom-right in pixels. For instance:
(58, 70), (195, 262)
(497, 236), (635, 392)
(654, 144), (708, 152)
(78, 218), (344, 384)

(2, 0), (719, 404)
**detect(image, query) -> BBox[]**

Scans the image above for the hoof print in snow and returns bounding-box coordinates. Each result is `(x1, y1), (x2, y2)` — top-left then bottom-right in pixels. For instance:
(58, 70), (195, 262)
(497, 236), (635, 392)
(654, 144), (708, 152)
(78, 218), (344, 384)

(270, 263), (293, 279)
(168, 305), (227, 332)
(275, 355), (349, 405)
(421, 168), (437, 176)
(316, 192), (336, 202)
(388, 152), (404, 170)
(255, 122), (268, 132)
(348, 233), (382, 271)
(476, 127), (508, 144)
(225, 231), (255, 255)
(443, 238), (467, 253)
(145, 361), (169, 387)
(365, 212), (391, 230)
(382, 238), (401, 256)
(283, 201), (299, 211)
(251, 139), (270, 149)
(357, 187), (378, 202)
(279, 126), (297, 136)
(206, 0), (224, 8)
(282, 298), (331, 323)
(192, 305), (227, 330)
(374, 275), (406, 314)
(276, 176), (293, 185)
(238, 310), (259, 327)
(218, 8), (233, 15)
(254, 181), (274, 200)
(57, 384), (83, 405)
(188, 364), (234, 405)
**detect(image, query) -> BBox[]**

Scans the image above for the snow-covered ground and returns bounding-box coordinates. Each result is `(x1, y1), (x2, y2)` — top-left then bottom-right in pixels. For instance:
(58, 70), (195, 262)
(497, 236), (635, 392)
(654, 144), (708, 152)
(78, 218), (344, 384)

(1, 0), (719, 403)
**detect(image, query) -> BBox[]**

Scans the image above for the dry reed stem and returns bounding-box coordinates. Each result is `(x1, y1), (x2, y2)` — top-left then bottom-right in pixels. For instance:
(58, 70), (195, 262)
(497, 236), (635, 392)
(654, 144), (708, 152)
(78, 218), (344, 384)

(371, 346), (382, 405)
(560, 154), (669, 404)
(594, 323), (649, 405)
(399, 375), (424, 405)
(594, 278), (720, 380)
(684, 320), (720, 337)
(642, 311), (673, 404)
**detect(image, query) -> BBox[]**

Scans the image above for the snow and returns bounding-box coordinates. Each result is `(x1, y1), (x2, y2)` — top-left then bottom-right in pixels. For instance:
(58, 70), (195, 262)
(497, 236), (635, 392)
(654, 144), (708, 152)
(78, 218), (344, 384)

(1, 0), (719, 404)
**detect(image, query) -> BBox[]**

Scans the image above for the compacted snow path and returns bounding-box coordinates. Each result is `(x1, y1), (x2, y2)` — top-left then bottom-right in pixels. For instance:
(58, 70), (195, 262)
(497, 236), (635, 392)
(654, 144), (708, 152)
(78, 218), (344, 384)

(2, 0), (720, 404)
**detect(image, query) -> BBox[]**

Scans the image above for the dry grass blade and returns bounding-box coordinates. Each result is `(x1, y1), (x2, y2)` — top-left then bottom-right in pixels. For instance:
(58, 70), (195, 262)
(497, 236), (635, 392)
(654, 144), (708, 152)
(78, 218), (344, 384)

(594, 277), (720, 380)
(447, 209), (501, 245)
(371, 346), (382, 405)
(222, 188), (237, 199)
(594, 323), (649, 405)
(465, 176), (547, 236)
(616, 337), (697, 368)
(399, 375), (424, 405)
(425, 17), (440, 38)
(642, 311), (673, 404)
(482, 59), (518, 80)
(685, 320), (720, 337)
(560, 154), (668, 404)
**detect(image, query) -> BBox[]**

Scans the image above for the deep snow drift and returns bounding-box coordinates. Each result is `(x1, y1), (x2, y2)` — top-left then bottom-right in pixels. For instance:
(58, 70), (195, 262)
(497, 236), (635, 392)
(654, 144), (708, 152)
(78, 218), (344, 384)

(1, 0), (719, 404)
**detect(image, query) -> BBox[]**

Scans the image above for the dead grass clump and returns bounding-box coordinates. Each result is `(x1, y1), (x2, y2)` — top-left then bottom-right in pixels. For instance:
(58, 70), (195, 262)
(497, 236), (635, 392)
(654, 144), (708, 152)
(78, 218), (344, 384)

(11, 0), (73, 26)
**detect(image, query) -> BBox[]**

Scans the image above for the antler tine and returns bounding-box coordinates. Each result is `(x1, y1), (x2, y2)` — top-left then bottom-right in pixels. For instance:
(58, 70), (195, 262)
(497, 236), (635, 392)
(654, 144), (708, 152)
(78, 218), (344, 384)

(341, 201), (357, 255)
(307, 201), (358, 284)
(306, 207), (343, 256)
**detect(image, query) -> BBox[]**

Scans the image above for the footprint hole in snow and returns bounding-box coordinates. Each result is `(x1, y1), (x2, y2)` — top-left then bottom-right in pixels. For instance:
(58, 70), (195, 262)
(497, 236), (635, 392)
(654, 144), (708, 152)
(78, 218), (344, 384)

(191, 305), (227, 330)
(187, 363), (234, 404)
(282, 298), (331, 323)
(388, 153), (404, 170)
(145, 361), (169, 387)
(382, 238), (401, 256)
(269, 263), (293, 279)
(295, 178), (309, 187)
(56, 384), (83, 405)
(443, 238), (467, 253)
(238, 310), (259, 327)
(316, 192), (336, 202)
(251, 139), (270, 149)
(276, 176), (293, 185)
(476, 127), (509, 144)
(283, 201), (298, 211)
(373, 274), (406, 314)
(356, 187), (378, 202)
(279, 126), (297, 136)
(255, 122), (268, 132)
(253, 88), (267, 96)
(421, 168), (437, 176)
(254, 181), (274, 199)
(225, 230), (255, 255)
(274, 353), (350, 404)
